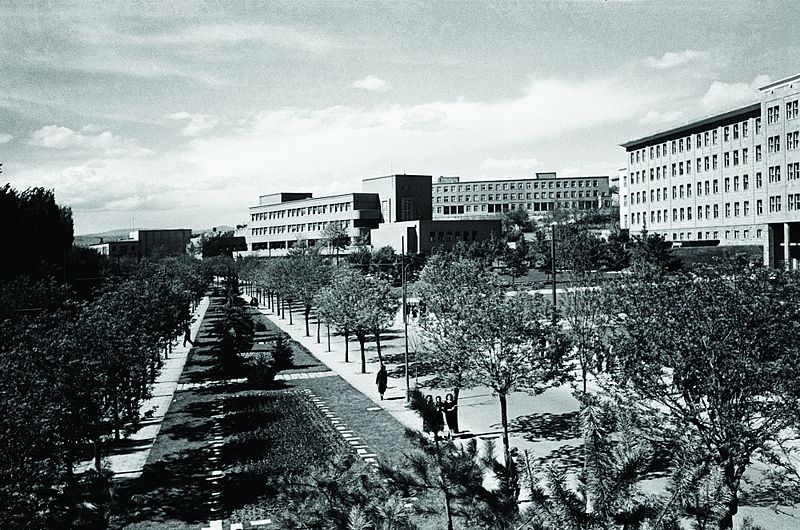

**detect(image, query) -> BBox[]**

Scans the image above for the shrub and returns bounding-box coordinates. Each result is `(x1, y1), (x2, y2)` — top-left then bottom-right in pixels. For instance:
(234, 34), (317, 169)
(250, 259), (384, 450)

(246, 353), (276, 388)
(272, 333), (293, 371)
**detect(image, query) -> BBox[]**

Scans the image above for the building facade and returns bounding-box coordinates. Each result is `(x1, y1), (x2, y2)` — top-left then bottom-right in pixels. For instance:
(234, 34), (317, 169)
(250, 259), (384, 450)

(89, 229), (192, 259)
(370, 219), (502, 254)
(431, 172), (612, 220)
(620, 73), (800, 268)
(246, 192), (382, 256)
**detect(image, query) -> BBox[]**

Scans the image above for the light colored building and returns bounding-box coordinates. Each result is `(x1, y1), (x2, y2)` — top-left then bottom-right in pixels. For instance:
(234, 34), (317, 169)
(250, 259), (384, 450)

(246, 192), (382, 257)
(620, 73), (800, 268)
(90, 239), (140, 258)
(431, 172), (612, 220)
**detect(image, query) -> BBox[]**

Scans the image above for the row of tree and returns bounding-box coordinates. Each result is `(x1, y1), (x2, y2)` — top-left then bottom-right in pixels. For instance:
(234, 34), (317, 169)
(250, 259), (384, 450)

(0, 256), (210, 528)
(410, 250), (800, 529)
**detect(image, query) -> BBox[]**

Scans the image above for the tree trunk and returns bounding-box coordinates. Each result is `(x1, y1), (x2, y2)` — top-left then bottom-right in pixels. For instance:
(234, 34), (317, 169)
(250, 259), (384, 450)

(433, 434), (455, 530)
(499, 392), (512, 474)
(93, 436), (102, 472)
(113, 393), (120, 441)
(358, 334), (367, 373)
(304, 305), (311, 336)
(719, 463), (740, 530)
(582, 364), (588, 394)
(288, 301), (293, 325)
(344, 328), (350, 362)
(317, 316), (321, 343)
(327, 324), (331, 351)
(375, 331), (383, 365)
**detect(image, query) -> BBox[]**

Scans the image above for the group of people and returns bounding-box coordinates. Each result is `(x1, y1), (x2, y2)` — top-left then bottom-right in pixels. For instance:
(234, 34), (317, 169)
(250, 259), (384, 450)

(422, 393), (459, 438)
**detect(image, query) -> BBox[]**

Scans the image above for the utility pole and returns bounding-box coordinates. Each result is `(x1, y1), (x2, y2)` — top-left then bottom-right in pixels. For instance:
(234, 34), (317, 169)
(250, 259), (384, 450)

(402, 236), (410, 401)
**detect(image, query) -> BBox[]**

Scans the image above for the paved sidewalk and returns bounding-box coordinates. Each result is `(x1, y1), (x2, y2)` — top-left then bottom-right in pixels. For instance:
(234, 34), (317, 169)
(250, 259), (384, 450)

(81, 296), (210, 479)
(256, 301), (582, 465)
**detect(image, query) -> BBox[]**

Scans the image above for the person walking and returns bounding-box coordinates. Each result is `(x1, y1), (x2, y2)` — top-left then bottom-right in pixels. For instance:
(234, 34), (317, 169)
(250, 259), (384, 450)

(443, 393), (459, 435)
(375, 364), (388, 400)
(433, 395), (446, 438)
(183, 322), (194, 347)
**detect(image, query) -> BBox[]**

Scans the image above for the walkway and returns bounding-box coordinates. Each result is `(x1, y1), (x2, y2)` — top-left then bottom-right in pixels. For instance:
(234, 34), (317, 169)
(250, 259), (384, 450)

(80, 296), (210, 479)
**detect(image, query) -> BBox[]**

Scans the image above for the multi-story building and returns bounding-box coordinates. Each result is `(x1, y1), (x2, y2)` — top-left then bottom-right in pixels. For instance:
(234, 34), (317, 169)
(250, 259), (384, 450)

(247, 192), (382, 256)
(431, 172), (612, 220)
(620, 73), (800, 268)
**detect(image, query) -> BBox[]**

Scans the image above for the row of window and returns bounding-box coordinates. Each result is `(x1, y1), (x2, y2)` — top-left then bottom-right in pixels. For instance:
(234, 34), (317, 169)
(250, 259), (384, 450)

(625, 173), (767, 207)
(629, 118), (761, 165)
(626, 146), (766, 187)
(250, 201), (353, 222)
(436, 200), (605, 216)
(767, 100), (800, 124)
(437, 189), (601, 203)
(434, 179), (601, 193)
(427, 230), (481, 243)
(250, 219), (350, 236)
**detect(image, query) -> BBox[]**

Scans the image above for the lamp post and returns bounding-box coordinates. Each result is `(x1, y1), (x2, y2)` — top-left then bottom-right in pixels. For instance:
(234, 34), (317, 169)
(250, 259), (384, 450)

(402, 236), (410, 401)
(551, 221), (557, 327)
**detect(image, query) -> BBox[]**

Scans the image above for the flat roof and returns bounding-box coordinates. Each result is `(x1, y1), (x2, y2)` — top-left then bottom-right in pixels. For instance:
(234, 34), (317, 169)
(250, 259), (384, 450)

(759, 73), (800, 91)
(361, 174), (432, 182)
(432, 175), (609, 184)
(250, 192), (378, 210)
(620, 103), (760, 150)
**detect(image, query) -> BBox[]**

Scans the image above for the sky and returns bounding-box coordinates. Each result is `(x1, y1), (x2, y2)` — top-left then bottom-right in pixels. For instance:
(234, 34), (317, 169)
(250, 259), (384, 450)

(2, 0), (800, 235)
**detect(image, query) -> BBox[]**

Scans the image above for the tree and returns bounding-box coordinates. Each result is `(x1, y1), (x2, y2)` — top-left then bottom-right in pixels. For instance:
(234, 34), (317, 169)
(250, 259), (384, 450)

(321, 222), (350, 263)
(501, 205), (533, 241)
(316, 266), (362, 364)
(467, 292), (565, 475)
(628, 227), (680, 274)
(286, 249), (331, 336)
(415, 254), (500, 408)
(560, 275), (608, 393)
(603, 266), (800, 530)
(361, 276), (400, 365)
(504, 237), (530, 285)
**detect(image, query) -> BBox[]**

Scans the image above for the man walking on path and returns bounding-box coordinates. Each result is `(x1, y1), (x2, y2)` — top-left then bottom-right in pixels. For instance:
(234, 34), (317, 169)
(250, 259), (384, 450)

(183, 322), (194, 347)
(376, 364), (388, 400)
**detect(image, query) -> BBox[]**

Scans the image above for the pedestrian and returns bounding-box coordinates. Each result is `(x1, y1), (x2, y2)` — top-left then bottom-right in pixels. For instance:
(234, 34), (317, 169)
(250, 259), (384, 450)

(422, 394), (435, 435)
(375, 363), (388, 400)
(433, 395), (446, 437)
(443, 393), (459, 435)
(182, 323), (194, 347)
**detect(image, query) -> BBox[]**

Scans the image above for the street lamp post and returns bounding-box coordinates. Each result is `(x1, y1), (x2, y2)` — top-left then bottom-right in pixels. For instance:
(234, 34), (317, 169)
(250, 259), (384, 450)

(402, 236), (410, 401)
(551, 221), (557, 327)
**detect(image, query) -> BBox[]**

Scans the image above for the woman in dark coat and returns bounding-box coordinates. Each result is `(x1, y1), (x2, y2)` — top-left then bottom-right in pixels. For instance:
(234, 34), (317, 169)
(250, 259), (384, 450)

(443, 393), (458, 435)
(375, 364), (388, 400)
(433, 395), (446, 436)
(422, 395), (435, 434)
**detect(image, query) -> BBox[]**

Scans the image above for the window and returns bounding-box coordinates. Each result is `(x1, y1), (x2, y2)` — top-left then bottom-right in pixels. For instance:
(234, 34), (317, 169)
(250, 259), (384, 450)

(679, 185), (684, 198)
(724, 126), (730, 142)
(733, 150), (739, 166)
(704, 181), (710, 194)
(787, 131), (799, 150)
(672, 209), (678, 221)
(672, 186), (677, 199)
(713, 130), (718, 144)
(712, 155), (718, 169)
(768, 135), (781, 153)
(733, 123), (739, 139)
(769, 195), (782, 213)
(756, 171), (763, 188)
(756, 117), (762, 134)
(734, 202), (740, 216)
(713, 179), (719, 193)
(744, 201), (750, 216)
(713, 204), (719, 218)
(696, 134), (702, 148)
(769, 165), (781, 183)
(757, 199), (763, 215)
(687, 207), (692, 220)
(789, 162), (800, 180)
(743, 121), (749, 137)
(788, 100), (799, 120)
(767, 105), (781, 124)
(724, 177), (730, 192)
(725, 203), (731, 217)
(696, 158), (702, 172)
(704, 156), (710, 171)
(743, 174), (749, 190)
(742, 148), (748, 164)
(705, 205), (710, 218)
(697, 206), (703, 219)
(704, 131), (710, 146)
(756, 145), (762, 161)
(724, 152), (730, 167)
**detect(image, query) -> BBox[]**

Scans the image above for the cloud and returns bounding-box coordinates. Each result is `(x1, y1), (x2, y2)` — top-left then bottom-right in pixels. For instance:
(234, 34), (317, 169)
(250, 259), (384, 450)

(29, 125), (152, 156)
(179, 76), (658, 188)
(644, 50), (709, 69)
(639, 109), (687, 125)
(165, 112), (220, 136)
(481, 157), (539, 170)
(0, 133), (12, 144)
(351, 75), (390, 92)
(699, 74), (770, 112)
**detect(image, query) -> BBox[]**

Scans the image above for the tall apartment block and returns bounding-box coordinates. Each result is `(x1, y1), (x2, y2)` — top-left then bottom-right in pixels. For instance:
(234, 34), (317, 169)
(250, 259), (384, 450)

(431, 173), (613, 220)
(621, 73), (800, 268)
